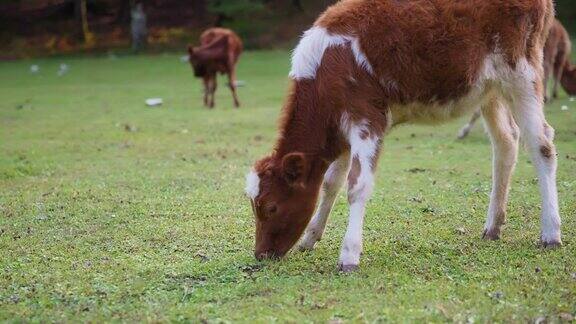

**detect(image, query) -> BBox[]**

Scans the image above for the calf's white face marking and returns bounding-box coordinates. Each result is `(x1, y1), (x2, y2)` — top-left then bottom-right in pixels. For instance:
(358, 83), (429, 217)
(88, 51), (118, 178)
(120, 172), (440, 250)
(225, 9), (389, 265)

(245, 170), (261, 200)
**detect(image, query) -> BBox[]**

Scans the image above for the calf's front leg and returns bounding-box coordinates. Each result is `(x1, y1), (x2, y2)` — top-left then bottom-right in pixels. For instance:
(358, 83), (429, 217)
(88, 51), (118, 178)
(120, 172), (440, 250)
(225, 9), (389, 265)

(338, 120), (382, 272)
(298, 151), (351, 251)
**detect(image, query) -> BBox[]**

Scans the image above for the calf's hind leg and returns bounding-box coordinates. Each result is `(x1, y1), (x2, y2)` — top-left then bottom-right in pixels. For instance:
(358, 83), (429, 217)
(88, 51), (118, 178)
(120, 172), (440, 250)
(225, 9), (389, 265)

(202, 77), (210, 107)
(227, 64), (241, 108)
(298, 152), (351, 251)
(457, 109), (482, 139)
(209, 77), (218, 108)
(509, 82), (561, 247)
(481, 98), (519, 240)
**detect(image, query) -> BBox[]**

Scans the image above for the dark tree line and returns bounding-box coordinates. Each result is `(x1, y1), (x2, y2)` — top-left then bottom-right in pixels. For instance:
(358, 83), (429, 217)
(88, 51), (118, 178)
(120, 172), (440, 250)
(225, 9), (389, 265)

(0, 0), (574, 53)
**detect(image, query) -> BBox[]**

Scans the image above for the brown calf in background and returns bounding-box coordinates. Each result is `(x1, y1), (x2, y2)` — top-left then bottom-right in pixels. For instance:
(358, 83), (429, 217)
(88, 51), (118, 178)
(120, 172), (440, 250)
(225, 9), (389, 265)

(188, 28), (243, 108)
(544, 19), (572, 102)
(561, 64), (576, 96)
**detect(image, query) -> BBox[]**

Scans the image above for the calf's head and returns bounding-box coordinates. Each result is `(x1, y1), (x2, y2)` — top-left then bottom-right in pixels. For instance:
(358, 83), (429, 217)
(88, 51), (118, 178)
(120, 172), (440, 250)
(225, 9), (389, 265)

(561, 65), (576, 96)
(187, 46), (207, 77)
(246, 153), (325, 260)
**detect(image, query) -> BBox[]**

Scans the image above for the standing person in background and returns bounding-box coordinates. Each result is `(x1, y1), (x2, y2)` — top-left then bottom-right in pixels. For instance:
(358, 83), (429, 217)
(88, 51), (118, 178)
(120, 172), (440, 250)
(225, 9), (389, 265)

(131, 3), (147, 52)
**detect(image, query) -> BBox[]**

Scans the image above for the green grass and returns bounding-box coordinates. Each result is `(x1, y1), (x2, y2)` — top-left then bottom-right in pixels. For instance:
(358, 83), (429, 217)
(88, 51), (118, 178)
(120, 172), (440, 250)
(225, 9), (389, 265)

(0, 51), (575, 323)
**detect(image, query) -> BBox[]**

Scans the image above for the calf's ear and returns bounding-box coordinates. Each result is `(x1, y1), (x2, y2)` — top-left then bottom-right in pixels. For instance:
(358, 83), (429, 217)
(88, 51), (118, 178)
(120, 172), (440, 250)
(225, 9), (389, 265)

(281, 153), (309, 188)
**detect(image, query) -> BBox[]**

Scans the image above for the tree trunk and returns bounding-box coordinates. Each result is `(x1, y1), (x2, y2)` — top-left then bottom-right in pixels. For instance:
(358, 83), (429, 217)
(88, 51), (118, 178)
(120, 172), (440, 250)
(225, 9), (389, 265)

(75, 0), (90, 43)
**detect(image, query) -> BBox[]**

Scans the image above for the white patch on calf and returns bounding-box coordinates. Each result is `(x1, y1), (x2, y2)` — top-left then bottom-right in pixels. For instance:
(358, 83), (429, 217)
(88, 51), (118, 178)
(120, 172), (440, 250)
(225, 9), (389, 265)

(478, 51), (537, 92)
(351, 38), (374, 75)
(245, 170), (261, 200)
(343, 117), (379, 202)
(289, 27), (374, 80)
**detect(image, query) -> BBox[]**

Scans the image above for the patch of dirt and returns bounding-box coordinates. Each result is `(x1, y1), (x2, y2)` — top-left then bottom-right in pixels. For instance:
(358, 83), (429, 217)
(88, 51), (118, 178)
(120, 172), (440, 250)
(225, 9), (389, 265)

(164, 273), (207, 290)
(240, 264), (263, 277)
(407, 168), (428, 173)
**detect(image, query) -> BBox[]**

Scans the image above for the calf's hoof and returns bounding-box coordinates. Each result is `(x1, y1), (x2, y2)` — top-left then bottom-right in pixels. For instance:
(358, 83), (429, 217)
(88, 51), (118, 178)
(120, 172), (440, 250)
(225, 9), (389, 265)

(297, 231), (321, 251)
(540, 238), (562, 249)
(338, 263), (359, 273)
(540, 231), (562, 249)
(457, 128), (470, 140)
(482, 228), (501, 241)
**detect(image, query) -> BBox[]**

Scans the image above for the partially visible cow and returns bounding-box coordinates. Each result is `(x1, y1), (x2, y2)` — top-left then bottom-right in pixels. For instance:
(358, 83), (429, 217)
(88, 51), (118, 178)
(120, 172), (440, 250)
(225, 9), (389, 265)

(188, 28), (243, 108)
(561, 64), (576, 96)
(457, 18), (572, 139)
(543, 19), (572, 102)
(246, 0), (561, 272)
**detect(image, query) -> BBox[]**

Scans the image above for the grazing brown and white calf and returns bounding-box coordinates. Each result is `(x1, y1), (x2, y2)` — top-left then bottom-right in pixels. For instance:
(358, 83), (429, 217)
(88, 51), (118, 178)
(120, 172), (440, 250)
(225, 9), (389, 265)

(246, 0), (561, 272)
(458, 18), (572, 139)
(188, 28), (243, 108)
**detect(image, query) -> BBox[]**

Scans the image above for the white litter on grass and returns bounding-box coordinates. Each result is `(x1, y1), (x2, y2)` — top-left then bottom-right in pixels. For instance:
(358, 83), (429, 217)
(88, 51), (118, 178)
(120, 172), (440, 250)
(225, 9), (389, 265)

(57, 63), (69, 76)
(146, 98), (163, 107)
(234, 80), (246, 87)
(561, 105), (569, 111)
(30, 65), (40, 73)
(180, 55), (190, 63)
(570, 97), (575, 102)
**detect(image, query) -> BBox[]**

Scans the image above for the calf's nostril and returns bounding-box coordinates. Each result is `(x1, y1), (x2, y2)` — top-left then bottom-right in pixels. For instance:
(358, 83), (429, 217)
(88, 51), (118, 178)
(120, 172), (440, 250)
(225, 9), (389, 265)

(255, 251), (268, 260)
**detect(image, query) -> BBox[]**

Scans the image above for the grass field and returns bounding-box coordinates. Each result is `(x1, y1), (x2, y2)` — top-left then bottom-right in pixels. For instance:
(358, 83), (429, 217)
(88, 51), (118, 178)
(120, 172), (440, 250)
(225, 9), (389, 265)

(1, 51), (575, 322)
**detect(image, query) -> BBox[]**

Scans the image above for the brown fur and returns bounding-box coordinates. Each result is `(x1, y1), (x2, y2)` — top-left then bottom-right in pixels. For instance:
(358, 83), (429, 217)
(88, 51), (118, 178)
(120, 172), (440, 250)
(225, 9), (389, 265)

(250, 0), (554, 260)
(318, 0), (551, 103)
(188, 28), (243, 108)
(458, 18), (572, 140)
